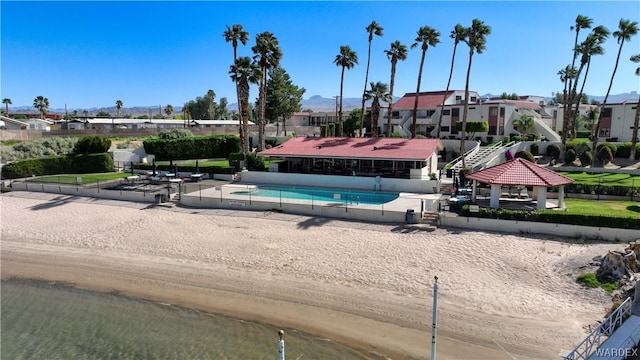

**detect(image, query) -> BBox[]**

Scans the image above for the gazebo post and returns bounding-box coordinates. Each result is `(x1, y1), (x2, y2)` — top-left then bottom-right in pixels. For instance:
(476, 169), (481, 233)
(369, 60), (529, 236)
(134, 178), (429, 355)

(558, 185), (566, 209)
(535, 186), (547, 210)
(490, 184), (500, 208)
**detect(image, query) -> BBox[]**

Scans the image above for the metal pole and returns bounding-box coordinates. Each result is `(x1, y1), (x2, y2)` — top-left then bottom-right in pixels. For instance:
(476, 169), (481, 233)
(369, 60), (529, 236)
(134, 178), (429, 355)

(431, 276), (439, 360)
(278, 330), (285, 360)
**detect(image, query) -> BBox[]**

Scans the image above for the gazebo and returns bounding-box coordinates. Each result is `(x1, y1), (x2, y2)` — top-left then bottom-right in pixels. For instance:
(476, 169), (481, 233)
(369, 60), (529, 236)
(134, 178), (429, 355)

(465, 158), (574, 210)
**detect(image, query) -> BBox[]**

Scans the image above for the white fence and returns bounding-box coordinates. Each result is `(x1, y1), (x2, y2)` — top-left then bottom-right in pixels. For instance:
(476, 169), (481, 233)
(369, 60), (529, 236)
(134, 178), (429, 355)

(9, 181), (164, 203)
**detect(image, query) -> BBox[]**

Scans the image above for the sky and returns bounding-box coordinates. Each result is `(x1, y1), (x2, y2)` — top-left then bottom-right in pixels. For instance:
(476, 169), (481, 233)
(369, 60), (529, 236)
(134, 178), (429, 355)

(1, 1), (639, 111)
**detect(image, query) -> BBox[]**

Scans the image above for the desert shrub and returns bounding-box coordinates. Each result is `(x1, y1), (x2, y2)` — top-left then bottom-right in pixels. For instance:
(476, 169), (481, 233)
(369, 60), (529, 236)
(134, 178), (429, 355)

(1, 137), (78, 162)
(564, 149), (577, 163)
(1, 153), (114, 179)
(158, 129), (193, 139)
(546, 143), (561, 159)
(514, 150), (535, 163)
(597, 142), (618, 157)
(596, 146), (613, 165)
(73, 136), (111, 154)
(579, 150), (593, 166)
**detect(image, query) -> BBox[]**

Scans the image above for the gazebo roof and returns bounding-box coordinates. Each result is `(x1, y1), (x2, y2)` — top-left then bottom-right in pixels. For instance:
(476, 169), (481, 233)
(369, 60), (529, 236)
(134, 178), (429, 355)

(466, 158), (574, 187)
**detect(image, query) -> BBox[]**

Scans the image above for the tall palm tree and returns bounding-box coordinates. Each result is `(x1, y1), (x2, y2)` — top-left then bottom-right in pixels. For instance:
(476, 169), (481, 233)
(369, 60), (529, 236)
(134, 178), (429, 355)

(230, 56), (262, 154)
(358, 21), (384, 137)
(115, 100), (123, 118)
(384, 41), (408, 137)
(436, 24), (466, 139)
(410, 26), (440, 138)
(569, 32), (608, 137)
(333, 45), (358, 137)
(593, 18), (639, 153)
(252, 31), (282, 150)
(164, 104), (174, 118)
(33, 96), (49, 120)
(206, 89), (216, 119)
(363, 81), (392, 138)
(629, 53), (640, 160)
(460, 19), (491, 169)
(559, 65), (577, 145)
(223, 24), (250, 151)
(2, 98), (11, 116)
(563, 15), (593, 144)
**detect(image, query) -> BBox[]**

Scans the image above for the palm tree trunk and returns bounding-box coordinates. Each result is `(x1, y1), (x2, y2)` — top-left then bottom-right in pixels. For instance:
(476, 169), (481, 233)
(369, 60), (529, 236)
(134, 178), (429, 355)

(386, 62), (397, 138)
(461, 48), (474, 169)
(412, 50), (426, 138)
(593, 42), (625, 154)
(571, 59), (591, 138)
(630, 95), (640, 160)
(258, 71), (266, 151)
(567, 61), (587, 141)
(359, 40), (373, 137)
(437, 43), (459, 139)
(372, 102), (379, 137)
(282, 114), (287, 137)
(338, 67), (345, 137)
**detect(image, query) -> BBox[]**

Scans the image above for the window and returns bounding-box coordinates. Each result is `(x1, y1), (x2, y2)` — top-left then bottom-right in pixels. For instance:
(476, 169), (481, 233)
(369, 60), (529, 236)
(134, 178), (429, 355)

(392, 111), (400, 118)
(441, 126), (450, 132)
(469, 107), (476, 110)
(443, 110), (450, 116)
(489, 126), (497, 134)
(599, 128), (610, 137)
(489, 107), (497, 116)
(455, 95), (462, 101)
(470, 96), (477, 102)
(602, 107), (612, 117)
(500, 108), (505, 116)
(451, 108), (460, 116)
(426, 110), (435, 117)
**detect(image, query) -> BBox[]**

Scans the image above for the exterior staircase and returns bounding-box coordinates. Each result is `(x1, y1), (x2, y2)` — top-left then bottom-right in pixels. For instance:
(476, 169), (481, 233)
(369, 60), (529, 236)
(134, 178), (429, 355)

(447, 141), (516, 173)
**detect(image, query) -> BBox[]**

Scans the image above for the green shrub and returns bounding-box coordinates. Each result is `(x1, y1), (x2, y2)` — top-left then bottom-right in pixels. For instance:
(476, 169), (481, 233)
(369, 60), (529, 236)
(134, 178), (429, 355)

(597, 146), (613, 165)
(1, 137), (78, 162)
(576, 131), (592, 139)
(567, 140), (590, 156)
(228, 152), (265, 171)
(546, 143), (561, 159)
(391, 132), (403, 138)
(597, 142), (618, 157)
(579, 150), (593, 166)
(73, 136), (111, 154)
(564, 149), (577, 163)
(143, 135), (240, 161)
(515, 150), (535, 163)
(2, 153), (114, 179)
(576, 273), (600, 288)
(158, 129), (193, 139)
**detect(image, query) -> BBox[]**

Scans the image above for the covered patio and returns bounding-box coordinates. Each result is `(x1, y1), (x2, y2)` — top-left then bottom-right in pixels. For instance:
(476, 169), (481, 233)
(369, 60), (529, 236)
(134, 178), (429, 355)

(465, 158), (574, 210)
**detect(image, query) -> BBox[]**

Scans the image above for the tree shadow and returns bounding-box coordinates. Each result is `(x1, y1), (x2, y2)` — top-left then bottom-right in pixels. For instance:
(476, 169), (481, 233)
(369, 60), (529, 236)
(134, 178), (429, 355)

(28, 195), (84, 211)
(296, 217), (333, 229)
(627, 205), (640, 213)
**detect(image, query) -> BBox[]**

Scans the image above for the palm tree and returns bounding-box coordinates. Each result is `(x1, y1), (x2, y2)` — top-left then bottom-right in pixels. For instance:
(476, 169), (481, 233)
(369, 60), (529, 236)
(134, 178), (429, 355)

(460, 19), (491, 169)
(252, 31), (282, 150)
(364, 82), (392, 138)
(333, 45), (358, 137)
(230, 56), (262, 154)
(358, 21), (384, 137)
(563, 15), (593, 143)
(559, 65), (577, 145)
(630, 53), (640, 160)
(384, 41), (408, 137)
(593, 18), (639, 153)
(33, 96), (49, 120)
(115, 100), (123, 117)
(206, 89), (216, 119)
(436, 24), (466, 139)
(512, 115), (535, 138)
(223, 24), (250, 152)
(569, 32), (608, 137)
(410, 26), (440, 138)
(164, 104), (174, 118)
(2, 98), (11, 116)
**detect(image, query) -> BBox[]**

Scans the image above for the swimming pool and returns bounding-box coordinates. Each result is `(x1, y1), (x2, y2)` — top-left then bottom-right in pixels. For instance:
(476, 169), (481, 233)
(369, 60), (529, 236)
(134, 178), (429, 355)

(229, 185), (399, 205)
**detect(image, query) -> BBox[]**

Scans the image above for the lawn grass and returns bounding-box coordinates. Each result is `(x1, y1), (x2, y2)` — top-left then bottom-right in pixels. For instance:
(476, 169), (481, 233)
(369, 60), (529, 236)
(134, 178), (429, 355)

(558, 171), (640, 187)
(563, 198), (640, 218)
(28, 172), (130, 185)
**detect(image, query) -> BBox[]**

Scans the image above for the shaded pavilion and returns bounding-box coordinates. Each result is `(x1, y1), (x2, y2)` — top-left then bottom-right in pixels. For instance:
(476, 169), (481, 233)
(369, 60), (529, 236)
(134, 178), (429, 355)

(466, 158), (574, 210)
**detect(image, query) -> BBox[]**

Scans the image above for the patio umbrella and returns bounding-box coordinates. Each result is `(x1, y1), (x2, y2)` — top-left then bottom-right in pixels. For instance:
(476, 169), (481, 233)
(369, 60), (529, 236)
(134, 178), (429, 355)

(195, 160), (199, 174)
(169, 160), (173, 167)
(152, 159), (157, 175)
(130, 161), (134, 175)
(174, 164), (179, 176)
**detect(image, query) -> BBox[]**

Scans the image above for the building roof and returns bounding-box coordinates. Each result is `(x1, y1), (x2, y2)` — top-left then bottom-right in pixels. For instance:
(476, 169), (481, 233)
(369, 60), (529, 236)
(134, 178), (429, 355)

(485, 99), (542, 109)
(393, 91), (454, 110)
(466, 158), (574, 187)
(259, 136), (443, 161)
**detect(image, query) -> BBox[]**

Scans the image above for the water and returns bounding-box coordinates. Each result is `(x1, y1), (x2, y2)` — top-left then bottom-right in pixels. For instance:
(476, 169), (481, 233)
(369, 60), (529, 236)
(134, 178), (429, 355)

(1, 279), (386, 360)
(230, 185), (399, 205)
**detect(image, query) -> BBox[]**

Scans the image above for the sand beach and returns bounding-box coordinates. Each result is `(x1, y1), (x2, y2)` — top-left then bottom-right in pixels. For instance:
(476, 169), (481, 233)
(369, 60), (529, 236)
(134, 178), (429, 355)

(0, 191), (624, 359)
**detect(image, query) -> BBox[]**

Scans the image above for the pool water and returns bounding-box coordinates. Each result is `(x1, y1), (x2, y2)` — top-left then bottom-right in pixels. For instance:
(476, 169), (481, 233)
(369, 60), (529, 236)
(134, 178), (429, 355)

(230, 185), (399, 205)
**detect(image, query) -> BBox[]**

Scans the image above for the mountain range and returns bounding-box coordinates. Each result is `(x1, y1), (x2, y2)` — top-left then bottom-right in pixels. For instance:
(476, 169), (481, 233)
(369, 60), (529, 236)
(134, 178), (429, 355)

(8, 92), (639, 116)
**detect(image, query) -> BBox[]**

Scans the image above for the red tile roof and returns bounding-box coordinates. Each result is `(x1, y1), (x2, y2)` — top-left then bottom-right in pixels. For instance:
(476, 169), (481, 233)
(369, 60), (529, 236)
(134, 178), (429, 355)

(466, 158), (574, 187)
(393, 91), (454, 110)
(259, 137), (443, 161)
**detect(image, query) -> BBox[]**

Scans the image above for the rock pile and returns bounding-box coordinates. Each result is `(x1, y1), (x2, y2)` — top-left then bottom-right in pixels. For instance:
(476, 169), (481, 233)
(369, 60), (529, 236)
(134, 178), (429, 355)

(595, 240), (640, 301)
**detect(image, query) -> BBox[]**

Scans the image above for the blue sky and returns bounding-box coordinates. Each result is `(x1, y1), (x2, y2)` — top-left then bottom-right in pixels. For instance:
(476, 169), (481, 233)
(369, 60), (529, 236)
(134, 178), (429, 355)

(1, 1), (639, 110)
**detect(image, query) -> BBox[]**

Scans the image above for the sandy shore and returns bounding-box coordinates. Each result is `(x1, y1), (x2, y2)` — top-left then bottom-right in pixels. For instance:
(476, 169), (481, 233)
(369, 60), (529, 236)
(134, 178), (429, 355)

(0, 191), (624, 359)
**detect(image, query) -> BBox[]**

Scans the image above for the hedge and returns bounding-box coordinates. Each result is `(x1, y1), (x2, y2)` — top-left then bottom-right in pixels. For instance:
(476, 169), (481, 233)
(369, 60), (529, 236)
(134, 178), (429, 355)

(228, 152), (266, 171)
(460, 205), (640, 230)
(2, 153), (114, 179)
(143, 135), (240, 161)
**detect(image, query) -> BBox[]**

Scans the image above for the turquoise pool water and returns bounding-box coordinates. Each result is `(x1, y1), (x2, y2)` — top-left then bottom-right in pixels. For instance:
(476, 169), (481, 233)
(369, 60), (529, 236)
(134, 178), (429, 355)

(230, 185), (399, 205)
